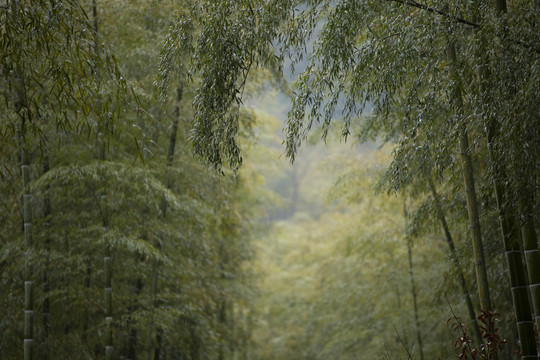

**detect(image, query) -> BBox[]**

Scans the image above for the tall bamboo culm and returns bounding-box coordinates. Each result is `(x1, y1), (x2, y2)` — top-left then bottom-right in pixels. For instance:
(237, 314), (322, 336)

(22, 147), (34, 360)
(496, 0), (540, 354)
(403, 204), (424, 360)
(428, 175), (481, 346)
(447, 41), (492, 313)
(90, 1), (113, 357)
(105, 254), (113, 360)
(407, 242), (424, 360)
(492, 179), (536, 359)
(41, 148), (51, 360)
(12, 1), (34, 357)
(520, 199), (540, 349)
(147, 84), (183, 360)
(485, 126), (538, 359)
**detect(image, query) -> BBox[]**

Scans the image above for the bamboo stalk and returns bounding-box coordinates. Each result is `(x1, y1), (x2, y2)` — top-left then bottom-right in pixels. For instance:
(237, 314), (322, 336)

(458, 121), (492, 313)
(148, 84), (183, 360)
(41, 149), (51, 360)
(105, 256), (113, 360)
(90, 2), (114, 357)
(22, 150), (34, 360)
(520, 201), (540, 343)
(12, 3), (33, 345)
(485, 130), (538, 359)
(82, 266), (91, 346)
(447, 40), (493, 313)
(404, 204), (424, 360)
(428, 175), (482, 345)
(492, 0), (540, 353)
(126, 278), (142, 359)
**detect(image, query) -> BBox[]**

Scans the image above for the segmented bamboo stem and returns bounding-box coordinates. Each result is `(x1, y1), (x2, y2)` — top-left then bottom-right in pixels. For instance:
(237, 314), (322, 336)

(521, 210), (540, 343)
(446, 40), (492, 313)
(488, 164), (538, 359)
(22, 159), (34, 360)
(105, 256), (113, 360)
(41, 150), (51, 360)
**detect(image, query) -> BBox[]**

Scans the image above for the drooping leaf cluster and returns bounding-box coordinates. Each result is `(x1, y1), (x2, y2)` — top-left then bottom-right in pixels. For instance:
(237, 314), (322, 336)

(159, 0), (295, 170)
(0, 0), (130, 155)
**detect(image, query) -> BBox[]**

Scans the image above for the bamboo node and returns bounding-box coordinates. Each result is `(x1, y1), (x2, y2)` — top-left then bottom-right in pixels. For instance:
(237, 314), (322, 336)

(510, 285), (528, 290)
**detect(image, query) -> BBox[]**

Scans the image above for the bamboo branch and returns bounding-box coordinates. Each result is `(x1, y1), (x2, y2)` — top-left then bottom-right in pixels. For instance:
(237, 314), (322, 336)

(388, 0), (540, 54)
(388, 0), (479, 28)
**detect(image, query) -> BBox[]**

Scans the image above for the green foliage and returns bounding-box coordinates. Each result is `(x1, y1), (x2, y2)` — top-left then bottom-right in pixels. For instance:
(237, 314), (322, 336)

(0, 0), (131, 149)
(1, 1), (257, 359)
(165, 1), (540, 356)
(1, 0), (539, 359)
(248, 145), (461, 360)
(159, 0), (290, 170)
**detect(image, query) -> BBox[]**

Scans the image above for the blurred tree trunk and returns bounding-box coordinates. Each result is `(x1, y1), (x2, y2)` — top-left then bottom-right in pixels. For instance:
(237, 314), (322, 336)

(404, 205), (424, 360)
(126, 278), (143, 360)
(217, 299), (226, 360)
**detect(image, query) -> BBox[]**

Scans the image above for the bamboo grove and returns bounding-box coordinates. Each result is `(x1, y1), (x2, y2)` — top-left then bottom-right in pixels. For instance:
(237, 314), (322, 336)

(1, 1), (255, 359)
(158, 0), (540, 359)
(1, 0), (540, 360)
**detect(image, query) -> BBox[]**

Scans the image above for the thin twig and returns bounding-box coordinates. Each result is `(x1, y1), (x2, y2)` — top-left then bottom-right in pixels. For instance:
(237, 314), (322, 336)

(394, 326), (414, 360)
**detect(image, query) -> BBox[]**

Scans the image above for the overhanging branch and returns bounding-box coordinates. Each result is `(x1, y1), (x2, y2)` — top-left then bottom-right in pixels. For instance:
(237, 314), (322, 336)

(388, 0), (540, 54)
(389, 0), (479, 28)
